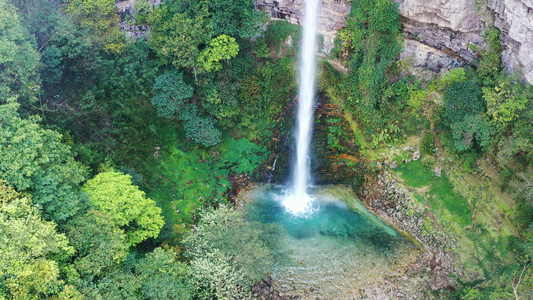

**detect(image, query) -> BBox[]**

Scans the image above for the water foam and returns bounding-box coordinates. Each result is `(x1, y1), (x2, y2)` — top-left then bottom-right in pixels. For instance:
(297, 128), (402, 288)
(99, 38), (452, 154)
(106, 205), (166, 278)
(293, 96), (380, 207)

(283, 0), (320, 215)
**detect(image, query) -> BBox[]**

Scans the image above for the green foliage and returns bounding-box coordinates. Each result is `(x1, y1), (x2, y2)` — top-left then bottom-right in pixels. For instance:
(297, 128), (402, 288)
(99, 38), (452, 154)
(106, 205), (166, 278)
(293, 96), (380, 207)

(265, 20), (302, 50)
(0, 0), (41, 104)
(443, 80), (485, 125)
(8, 0), (61, 48)
(151, 71), (193, 118)
(514, 172), (533, 206)
(36, 16), (101, 93)
(450, 114), (492, 152)
(487, 288), (514, 300)
(133, 248), (191, 300)
(236, 9), (269, 40)
(167, 0), (266, 38)
(494, 134), (533, 167)
(4, 0), (533, 296)
(153, 148), (230, 237)
(0, 181), (77, 299)
(180, 104), (222, 147)
(147, 5), (211, 70)
(83, 170), (164, 246)
(36, 38), (162, 174)
(133, 0), (153, 24)
(436, 67), (467, 90)
(338, 0), (403, 143)
(199, 74), (241, 128)
(187, 249), (247, 300)
(429, 174), (472, 226)
(406, 88), (432, 116)
(218, 138), (269, 174)
(147, 0), (266, 77)
(484, 79), (529, 129)
(239, 56), (296, 136)
(496, 87), (533, 165)
(405, 68), (468, 127)
(197, 34), (239, 73)
(478, 27), (503, 87)
(251, 38), (270, 58)
(420, 132), (436, 155)
(442, 80), (492, 151)
(65, 0), (125, 53)
(184, 205), (278, 299)
(460, 287), (482, 300)
(66, 210), (129, 279)
(206, 0), (266, 38)
(85, 269), (141, 299)
(152, 136), (266, 240)
(41, 46), (63, 84)
(370, 122), (401, 148)
(325, 118), (349, 152)
(0, 103), (87, 222)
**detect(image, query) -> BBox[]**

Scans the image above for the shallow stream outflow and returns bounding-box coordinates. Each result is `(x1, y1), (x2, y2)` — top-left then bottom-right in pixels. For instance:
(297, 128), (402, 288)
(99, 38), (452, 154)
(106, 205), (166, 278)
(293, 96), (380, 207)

(286, 0), (320, 215)
(244, 185), (422, 298)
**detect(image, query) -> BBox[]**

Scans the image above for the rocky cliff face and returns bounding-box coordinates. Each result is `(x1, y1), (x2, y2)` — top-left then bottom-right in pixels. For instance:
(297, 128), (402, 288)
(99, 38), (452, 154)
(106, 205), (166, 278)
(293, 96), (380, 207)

(487, 0), (533, 84)
(256, 0), (533, 84)
(116, 0), (162, 39)
(256, 0), (351, 52)
(392, 0), (485, 75)
(394, 0), (533, 83)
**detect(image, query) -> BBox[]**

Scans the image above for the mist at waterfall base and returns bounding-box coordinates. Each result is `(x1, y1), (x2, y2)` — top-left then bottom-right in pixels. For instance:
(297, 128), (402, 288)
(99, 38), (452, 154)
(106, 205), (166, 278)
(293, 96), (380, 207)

(284, 0), (319, 215)
(244, 186), (420, 298)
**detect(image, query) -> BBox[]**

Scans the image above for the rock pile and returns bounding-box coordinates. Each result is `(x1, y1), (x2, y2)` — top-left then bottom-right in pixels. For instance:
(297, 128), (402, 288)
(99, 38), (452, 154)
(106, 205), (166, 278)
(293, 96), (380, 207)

(251, 277), (301, 300)
(361, 171), (467, 290)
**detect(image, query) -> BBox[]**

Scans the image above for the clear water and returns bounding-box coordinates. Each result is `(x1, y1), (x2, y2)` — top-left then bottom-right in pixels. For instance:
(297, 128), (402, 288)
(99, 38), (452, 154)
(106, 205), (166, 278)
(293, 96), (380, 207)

(243, 185), (422, 299)
(287, 0), (320, 215)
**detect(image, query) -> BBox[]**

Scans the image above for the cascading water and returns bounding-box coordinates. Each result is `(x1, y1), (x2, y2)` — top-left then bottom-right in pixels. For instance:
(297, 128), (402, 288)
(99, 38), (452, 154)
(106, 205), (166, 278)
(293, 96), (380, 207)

(283, 0), (320, 215)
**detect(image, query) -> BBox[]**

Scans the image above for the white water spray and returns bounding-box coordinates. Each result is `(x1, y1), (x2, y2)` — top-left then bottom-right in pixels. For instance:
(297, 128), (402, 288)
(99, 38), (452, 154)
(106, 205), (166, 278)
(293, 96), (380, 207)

(283, 0), (319, 215)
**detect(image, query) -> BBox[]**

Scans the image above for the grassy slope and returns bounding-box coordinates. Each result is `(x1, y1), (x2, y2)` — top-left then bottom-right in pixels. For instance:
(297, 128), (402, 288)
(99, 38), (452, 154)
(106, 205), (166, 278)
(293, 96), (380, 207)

(370, 136), (523, 282)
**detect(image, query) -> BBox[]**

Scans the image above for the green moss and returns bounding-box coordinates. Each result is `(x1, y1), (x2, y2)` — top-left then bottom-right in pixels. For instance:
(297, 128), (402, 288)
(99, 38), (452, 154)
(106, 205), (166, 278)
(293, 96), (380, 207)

(396, 160), (472, 226)
(395, 160), (434, 188)
(429, 174), (472, 226)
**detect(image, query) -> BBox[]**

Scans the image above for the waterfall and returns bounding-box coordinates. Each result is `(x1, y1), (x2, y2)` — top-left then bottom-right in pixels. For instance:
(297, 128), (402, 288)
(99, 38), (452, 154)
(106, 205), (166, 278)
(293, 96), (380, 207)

(283, 0), (319, 215)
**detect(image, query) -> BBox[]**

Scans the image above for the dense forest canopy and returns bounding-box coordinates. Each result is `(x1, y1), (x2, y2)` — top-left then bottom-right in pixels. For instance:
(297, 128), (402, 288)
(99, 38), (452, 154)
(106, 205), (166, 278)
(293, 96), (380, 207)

(0, 0), (532, 298)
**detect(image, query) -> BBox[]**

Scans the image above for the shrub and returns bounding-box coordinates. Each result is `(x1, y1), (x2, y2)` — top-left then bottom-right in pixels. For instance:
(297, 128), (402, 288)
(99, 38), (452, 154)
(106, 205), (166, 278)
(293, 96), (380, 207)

(180, 104), (221, 147)
(83, 170), (164, 246)
(151, 71), (194, 118)
(184, 205), (279, 299)
(443, 80), (485, 125)
(420, 132), (435, 155)
(450, 114), (492, 152)
(265, 20), (301, 50)
(478, 26), (503, 87)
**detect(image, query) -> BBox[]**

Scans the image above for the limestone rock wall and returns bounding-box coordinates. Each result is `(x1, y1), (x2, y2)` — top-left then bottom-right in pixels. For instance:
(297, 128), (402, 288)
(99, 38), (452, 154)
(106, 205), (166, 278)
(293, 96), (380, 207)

(256, 0), (533, 84)
(393, 0), (485, 68)
(116, 0), (162, 39)
(256, 0), (351, 52)
(487, 0), (533, 84)
(393, 0), (533, 84)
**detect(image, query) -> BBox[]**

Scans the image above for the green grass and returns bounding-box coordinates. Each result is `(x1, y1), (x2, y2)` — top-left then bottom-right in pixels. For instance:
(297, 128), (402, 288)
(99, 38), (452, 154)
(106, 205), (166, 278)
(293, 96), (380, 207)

(396, 160), (472, 226)
(395, 160), (434, 188)
(394, 155), (529, 286)
(429, 175), (472, 226)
